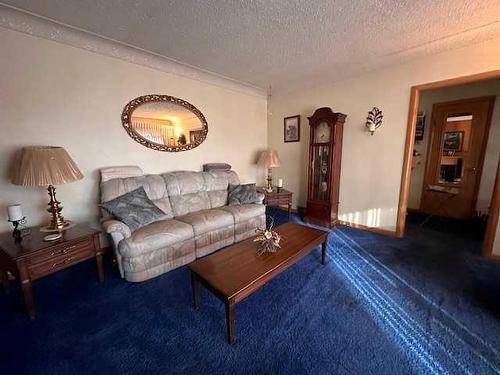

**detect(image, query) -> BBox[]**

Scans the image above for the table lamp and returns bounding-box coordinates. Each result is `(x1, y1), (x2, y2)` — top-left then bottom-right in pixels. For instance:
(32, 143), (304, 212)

(11, 146), (83, 231)
(257, 149), (281, 192)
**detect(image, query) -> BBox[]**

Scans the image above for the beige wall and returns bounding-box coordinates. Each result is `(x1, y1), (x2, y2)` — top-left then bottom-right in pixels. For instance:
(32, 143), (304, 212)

(268, 37), (500, 231)
(408, 79), (500, 212)
(1, 23), (499, 252)
(0, 27), (267, 232)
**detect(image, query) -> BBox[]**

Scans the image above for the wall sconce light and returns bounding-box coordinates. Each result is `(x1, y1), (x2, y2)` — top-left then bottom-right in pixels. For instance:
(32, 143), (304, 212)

(365, 107), (383, 135)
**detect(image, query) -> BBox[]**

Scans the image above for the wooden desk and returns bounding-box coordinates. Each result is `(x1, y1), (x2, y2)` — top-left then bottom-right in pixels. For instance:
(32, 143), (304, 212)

(0, 224), (103, 319)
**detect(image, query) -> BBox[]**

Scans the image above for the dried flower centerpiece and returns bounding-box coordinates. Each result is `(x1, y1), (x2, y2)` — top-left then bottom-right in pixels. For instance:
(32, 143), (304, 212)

(254, 217), (281, 255)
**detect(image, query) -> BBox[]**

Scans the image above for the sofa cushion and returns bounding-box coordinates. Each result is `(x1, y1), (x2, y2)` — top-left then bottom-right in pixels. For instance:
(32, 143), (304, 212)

(101, 187), (166, 232)
(100, 165), (144, 183)
(204, 170), (239, 190)
(234, 215), (266, 242)
(221, 204), (266, 223)
(163, 171), (207, 196)
(194, 229), (234, 258)
(169, 192), (211, 217)
(177, 209), (234, 236)
(118, 219), (194, 258)
(205, 170), (239, 208)
(101, 174), (174, 219)
(207, 190), (228, 208)
(161, 170), (242, 213)
(121, 240), (196, 282)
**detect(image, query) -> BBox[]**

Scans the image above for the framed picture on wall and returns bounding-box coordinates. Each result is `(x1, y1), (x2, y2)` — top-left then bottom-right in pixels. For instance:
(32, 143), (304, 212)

(284, 115), (300, 142)
(415, 111), (425, 141)
(443, 131), (464, 151)
(190, 130), (203, 144)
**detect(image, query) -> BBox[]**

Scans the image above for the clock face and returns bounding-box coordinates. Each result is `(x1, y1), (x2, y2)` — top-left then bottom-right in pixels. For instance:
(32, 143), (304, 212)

(315, 122), (331, 143)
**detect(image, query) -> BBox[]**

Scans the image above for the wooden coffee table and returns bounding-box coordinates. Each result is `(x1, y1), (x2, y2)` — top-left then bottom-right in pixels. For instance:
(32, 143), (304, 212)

(189, 222), (328, 344)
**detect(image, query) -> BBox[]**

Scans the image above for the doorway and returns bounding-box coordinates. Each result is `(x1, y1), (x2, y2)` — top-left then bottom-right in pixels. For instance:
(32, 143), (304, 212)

(397, 71), (500, 257)
(420, 96), (495, 219)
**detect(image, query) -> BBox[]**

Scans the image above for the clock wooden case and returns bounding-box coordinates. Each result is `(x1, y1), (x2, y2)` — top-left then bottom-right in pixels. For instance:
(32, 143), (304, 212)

(305, 107), (347, 228)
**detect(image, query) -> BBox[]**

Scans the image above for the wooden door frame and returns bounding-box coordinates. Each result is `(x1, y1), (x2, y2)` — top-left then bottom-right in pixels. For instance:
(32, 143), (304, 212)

(483, 160), (500, 257)
(396, 69), (500, 257)
(419, 96), (495, 218)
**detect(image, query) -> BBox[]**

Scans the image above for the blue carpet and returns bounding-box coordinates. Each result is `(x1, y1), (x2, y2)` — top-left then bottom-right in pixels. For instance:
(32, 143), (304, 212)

(1, 208), (499, 374)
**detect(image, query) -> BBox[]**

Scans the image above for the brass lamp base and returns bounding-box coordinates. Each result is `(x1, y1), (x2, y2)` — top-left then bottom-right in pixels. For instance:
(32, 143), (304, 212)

(45, 185), (70, 231)
(266, 168), (273, 192)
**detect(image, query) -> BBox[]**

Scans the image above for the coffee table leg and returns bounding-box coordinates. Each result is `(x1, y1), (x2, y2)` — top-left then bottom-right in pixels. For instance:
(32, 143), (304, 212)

(225, 301), (236, 344)
(321, 241), (327, 265)
(191, 271), (200, 310)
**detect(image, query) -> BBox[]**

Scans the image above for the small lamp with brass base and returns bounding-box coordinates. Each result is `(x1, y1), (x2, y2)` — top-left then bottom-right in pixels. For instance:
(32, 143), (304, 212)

(257, 149), (281, 192)
(11, 146), (83, 233)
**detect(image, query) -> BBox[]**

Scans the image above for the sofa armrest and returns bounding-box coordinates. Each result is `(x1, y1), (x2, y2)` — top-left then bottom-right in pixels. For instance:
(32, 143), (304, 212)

(102, 219), (130, 278)
(256, 192), (265, 205)
(102, 219), (132, 239)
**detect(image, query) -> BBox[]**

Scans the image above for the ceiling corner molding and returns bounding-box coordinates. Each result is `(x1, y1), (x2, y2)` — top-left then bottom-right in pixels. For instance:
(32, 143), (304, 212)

(0, 4), (266, 98)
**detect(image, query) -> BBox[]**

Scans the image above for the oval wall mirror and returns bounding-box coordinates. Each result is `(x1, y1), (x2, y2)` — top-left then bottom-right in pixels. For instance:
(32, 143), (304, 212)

(121, 94), (208, 152)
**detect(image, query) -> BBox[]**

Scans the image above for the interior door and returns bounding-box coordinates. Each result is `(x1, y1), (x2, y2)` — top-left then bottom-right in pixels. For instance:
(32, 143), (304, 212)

(420, 96), (495, 219)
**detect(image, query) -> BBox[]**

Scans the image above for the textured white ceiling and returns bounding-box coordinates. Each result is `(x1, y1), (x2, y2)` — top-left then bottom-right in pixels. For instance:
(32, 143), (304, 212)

(1, 0), (500, 93)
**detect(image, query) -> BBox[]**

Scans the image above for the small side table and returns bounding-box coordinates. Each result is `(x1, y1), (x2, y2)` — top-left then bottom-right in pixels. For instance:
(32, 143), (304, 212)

(258, 188), (293, 220)
(0, 224), (103, 319)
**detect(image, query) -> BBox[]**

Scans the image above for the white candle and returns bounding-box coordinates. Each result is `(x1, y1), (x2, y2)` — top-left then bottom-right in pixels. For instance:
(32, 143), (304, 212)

(278, 179), (283, 188)
(7, 204), (23, 222)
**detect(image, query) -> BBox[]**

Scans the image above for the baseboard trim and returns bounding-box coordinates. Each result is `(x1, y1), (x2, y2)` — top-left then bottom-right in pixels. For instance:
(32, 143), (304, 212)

(271, 205), (399, 237)
(338, 220), (399, 237)
(489, 254), (500, 262)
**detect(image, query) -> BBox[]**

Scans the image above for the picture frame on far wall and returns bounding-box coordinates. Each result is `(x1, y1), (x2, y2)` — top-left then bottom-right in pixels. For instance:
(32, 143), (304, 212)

(190, 130), (203, 144)
(443, 131), (464, 151)
(284, 115), (300, 142)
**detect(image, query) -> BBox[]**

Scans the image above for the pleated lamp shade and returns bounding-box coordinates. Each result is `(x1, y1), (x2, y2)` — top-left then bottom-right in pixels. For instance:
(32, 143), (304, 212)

(257, 149), (281, 168)
(11, 146), (83, 186)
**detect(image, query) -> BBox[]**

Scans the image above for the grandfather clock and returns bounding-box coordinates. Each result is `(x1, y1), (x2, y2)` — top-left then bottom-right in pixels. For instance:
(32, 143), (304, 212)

(305, 107), (347, 228)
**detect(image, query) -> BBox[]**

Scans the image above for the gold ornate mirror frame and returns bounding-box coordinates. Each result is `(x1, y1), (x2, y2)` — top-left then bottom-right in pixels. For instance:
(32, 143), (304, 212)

(121, 94), (208, 152)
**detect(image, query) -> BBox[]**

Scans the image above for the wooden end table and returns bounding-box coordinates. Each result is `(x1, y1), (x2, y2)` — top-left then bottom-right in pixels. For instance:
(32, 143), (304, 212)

(0, 224), (103, 319)
(258, 187), (293, 220)
(189, 222), (327, 344)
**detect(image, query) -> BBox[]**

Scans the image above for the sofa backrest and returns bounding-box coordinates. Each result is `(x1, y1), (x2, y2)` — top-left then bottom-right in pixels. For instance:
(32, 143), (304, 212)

(162, 170), (239, 217)
(100, 166), (239, 219)
(100, 174), (174, 219)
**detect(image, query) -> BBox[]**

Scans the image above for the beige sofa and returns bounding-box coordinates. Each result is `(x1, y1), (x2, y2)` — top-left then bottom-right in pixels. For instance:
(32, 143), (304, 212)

(100, 166), (266, 282)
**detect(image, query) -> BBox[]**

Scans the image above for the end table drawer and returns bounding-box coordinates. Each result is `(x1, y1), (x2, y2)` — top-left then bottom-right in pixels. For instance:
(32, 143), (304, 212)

(275, 198), (291, 205)
(27, 238), (93, 265)
(28, 247), (93, 279)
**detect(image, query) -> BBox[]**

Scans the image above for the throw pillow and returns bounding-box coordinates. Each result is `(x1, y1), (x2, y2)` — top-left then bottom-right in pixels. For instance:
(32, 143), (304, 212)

(228, 183), (258, 205)
(100, 187), (165, 232)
